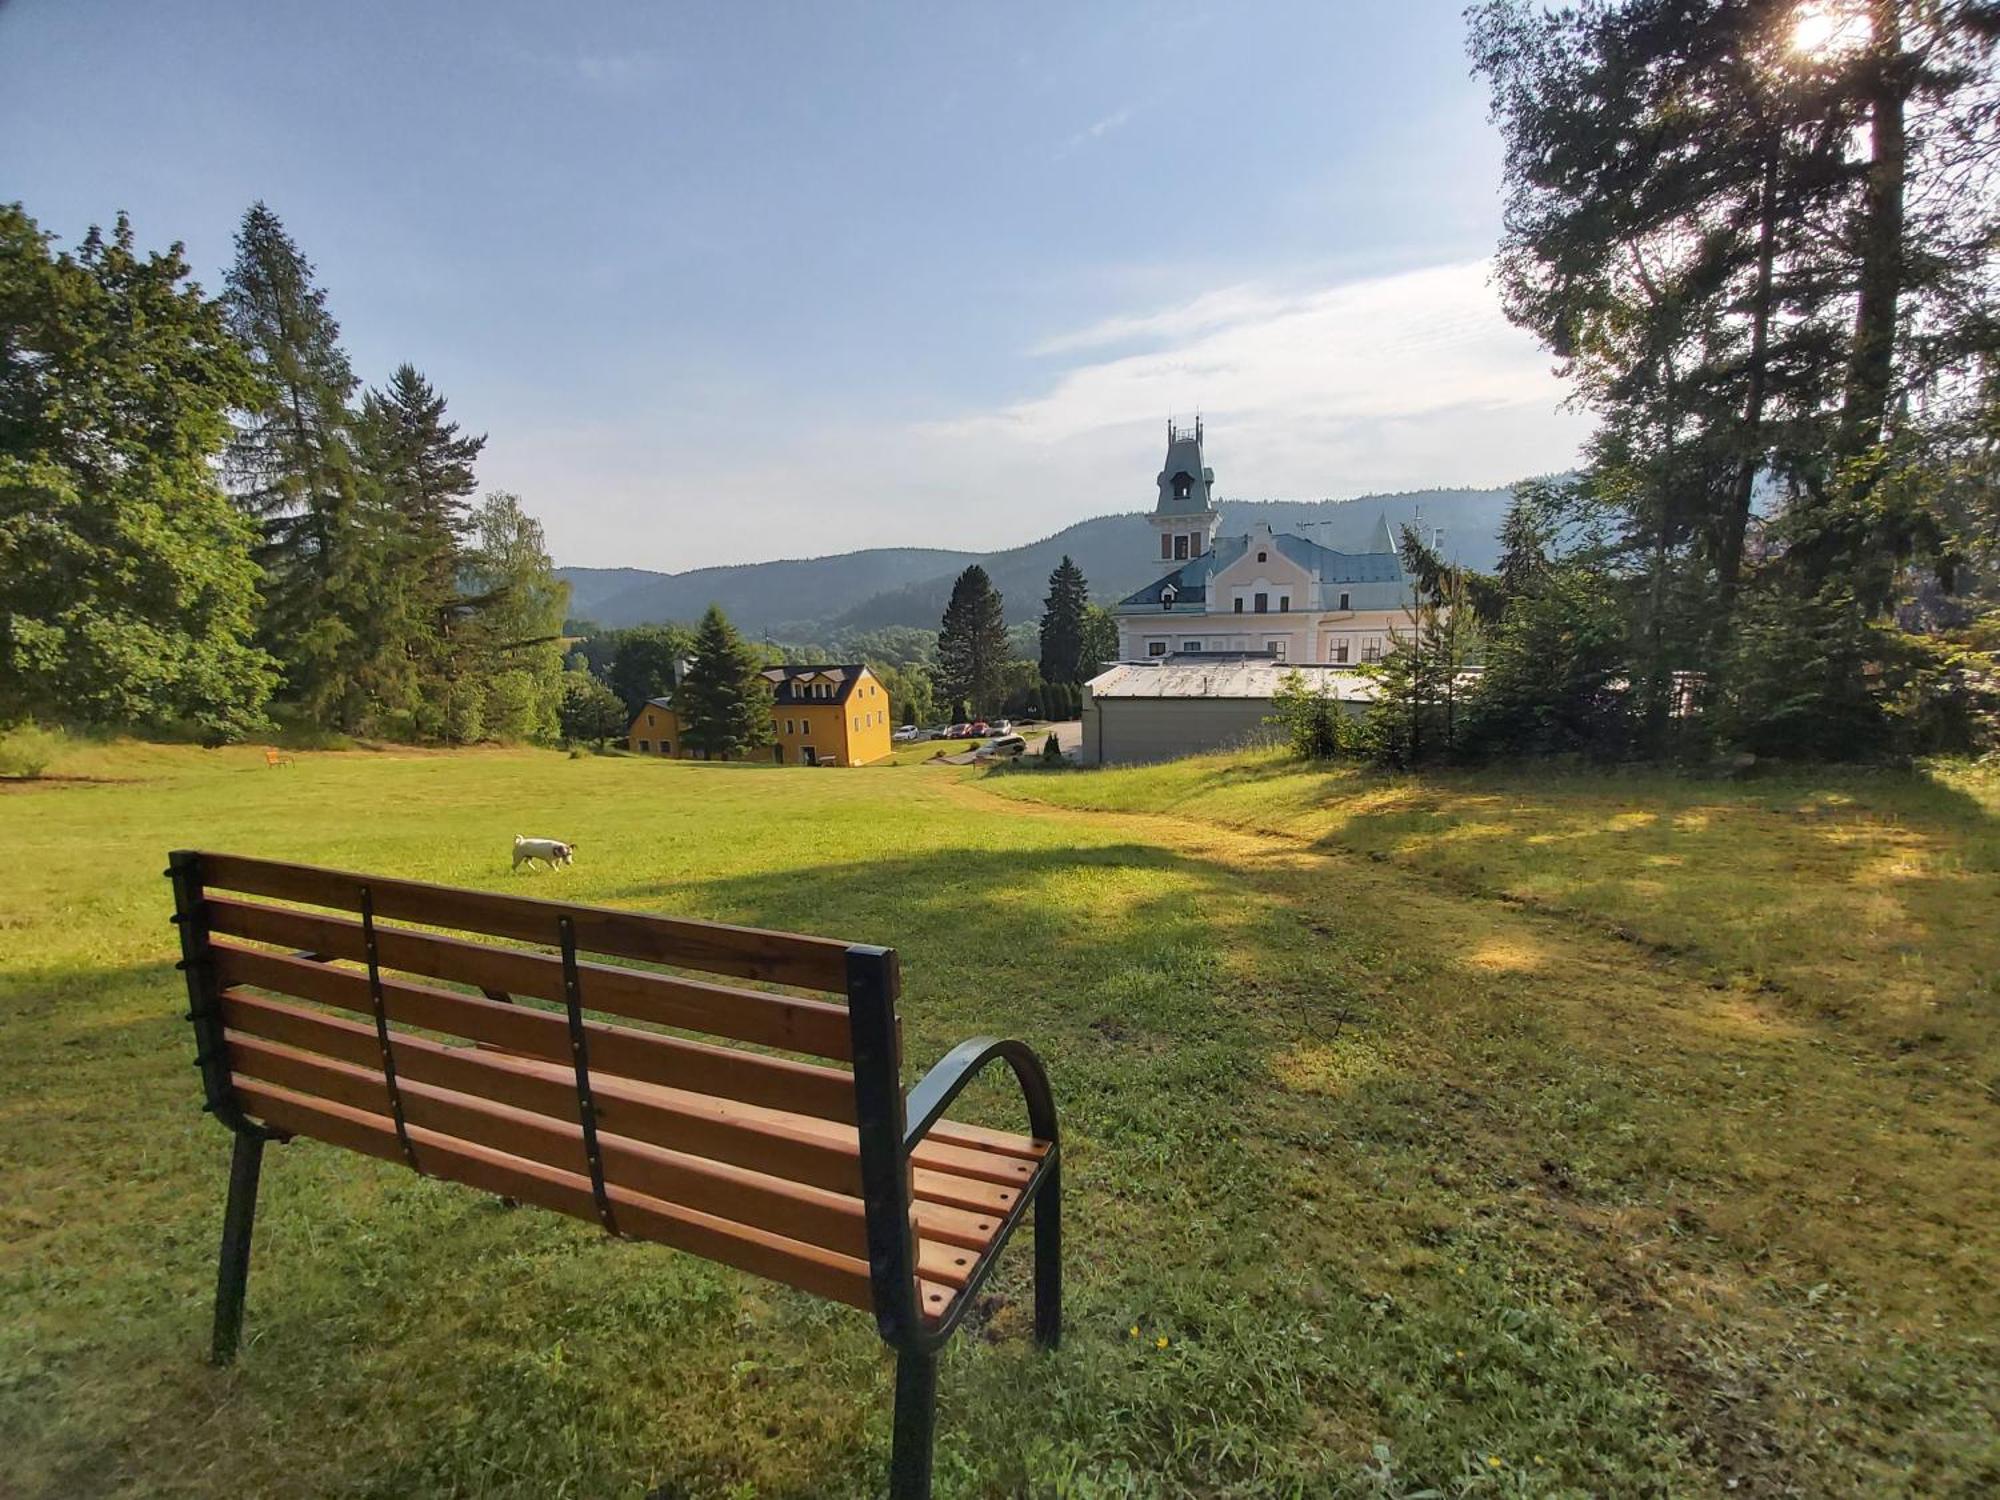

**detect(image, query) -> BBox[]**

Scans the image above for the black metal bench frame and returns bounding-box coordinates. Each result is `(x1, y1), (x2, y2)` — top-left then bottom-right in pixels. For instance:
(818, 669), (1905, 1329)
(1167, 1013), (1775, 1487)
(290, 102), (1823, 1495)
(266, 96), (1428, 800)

(168, 849), (1061, 1500)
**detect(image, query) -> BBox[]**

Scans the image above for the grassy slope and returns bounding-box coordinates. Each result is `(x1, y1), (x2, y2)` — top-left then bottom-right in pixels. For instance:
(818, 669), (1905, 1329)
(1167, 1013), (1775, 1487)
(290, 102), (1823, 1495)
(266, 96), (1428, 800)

(2, 743), (1995, 1497)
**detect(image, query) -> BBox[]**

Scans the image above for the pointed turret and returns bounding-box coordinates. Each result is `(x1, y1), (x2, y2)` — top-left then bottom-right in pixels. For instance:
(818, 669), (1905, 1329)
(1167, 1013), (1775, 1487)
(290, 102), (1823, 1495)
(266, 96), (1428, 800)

(1149, 419), (1219, 569)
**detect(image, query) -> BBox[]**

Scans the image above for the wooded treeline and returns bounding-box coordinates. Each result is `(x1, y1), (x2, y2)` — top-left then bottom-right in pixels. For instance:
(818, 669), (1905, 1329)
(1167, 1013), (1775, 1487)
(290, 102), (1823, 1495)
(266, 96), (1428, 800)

(1282, 0), (1998, 768)
(561, 554), (1117, 750)
(2, 201), (568, 743)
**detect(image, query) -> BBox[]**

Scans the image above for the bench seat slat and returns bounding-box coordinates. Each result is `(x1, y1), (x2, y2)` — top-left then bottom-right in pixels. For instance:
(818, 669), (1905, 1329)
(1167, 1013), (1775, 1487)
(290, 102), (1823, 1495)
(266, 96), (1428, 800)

(232, 1078), (902, 1313)
(224, 1032), (993, 1291)
(212, 942), (856, 1123)
(206, 898), (854, 1060)
(198, 851), (854, 992)
(220, 992), (1008, 1255)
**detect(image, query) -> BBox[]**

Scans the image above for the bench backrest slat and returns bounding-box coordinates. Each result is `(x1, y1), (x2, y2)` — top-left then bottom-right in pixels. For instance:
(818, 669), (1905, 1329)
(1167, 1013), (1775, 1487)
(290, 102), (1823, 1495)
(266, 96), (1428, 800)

(222, 991), (868, 1193)
(212, 942), (860, 1123)
(206, 897), (856, 1061)
(197, 851), (857, 992)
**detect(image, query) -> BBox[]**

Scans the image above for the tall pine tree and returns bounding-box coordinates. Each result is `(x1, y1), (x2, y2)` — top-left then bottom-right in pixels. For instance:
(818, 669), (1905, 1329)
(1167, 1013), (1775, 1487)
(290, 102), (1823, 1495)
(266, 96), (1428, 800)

(1037, 555), (1091, 685)
(679, 604), (773, 758)
(222, 202), (374, 727)
(936, 565), (1008, 716)
(354, 363), (486, 733)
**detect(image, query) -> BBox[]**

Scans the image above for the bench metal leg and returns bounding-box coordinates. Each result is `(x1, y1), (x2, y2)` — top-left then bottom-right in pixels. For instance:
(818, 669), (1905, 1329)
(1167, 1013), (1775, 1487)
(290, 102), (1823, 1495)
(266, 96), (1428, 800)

(1034, 1158), (1062, 1349)
(890, 1346), (938, 1500)
(211, 1132), (266, 1364)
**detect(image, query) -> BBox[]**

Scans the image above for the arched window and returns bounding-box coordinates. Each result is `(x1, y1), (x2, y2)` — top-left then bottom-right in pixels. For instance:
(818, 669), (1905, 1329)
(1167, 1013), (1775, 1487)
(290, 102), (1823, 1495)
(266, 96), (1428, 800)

(1173, 472), (1192, 501)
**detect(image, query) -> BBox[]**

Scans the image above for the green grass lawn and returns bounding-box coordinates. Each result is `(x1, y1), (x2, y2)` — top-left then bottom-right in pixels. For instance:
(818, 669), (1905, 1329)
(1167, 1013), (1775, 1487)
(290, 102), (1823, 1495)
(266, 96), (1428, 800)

(3, 742), (1996, 1497)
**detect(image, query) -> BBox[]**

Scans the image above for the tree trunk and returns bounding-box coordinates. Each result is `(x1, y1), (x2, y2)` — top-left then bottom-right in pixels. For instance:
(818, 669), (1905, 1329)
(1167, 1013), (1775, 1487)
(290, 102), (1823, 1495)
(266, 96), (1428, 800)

(1716, 145), (1781, 625)
(1841, 0), (1907, 462)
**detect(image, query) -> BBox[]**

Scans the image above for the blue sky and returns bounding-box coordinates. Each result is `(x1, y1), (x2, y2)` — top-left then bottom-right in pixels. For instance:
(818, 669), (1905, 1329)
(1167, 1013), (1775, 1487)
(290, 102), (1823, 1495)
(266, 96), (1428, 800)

(2, 0), (1589, 570)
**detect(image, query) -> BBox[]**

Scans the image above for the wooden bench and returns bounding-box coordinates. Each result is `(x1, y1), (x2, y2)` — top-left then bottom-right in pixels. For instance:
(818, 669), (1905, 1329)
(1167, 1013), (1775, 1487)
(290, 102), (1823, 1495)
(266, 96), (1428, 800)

(262, 748), (294, 768)
(166, 850), (1060, 1499)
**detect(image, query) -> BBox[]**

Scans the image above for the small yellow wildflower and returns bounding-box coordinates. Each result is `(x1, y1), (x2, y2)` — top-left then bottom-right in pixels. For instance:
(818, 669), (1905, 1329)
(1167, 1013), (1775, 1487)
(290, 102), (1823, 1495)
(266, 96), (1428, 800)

(1156, 1335), (1169, 1349)
(1456, 1349), (1465, 1358)
(1129, 1325), (1140, 1338)
(1533, 1455), (1546, 1466)
(1487, 1455), (1504, 1469)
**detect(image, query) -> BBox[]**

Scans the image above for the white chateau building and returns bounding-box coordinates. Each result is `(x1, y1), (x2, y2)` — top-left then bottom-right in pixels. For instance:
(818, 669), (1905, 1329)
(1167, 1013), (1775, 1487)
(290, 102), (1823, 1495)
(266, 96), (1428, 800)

(1113, 421), (1416, 665)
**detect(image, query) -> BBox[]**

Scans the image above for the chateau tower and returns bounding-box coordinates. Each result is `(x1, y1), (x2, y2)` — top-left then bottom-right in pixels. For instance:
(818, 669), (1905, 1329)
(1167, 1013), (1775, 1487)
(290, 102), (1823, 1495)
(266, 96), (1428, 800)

(1149, 418), (1219, 570)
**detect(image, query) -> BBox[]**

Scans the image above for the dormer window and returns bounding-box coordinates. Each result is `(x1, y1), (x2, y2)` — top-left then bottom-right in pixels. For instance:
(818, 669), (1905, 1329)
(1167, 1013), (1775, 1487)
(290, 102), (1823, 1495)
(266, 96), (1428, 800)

(1173, 472), (1192, 501)
(1160, 583), (1178, 610)
(1257, 551), (1267, 563)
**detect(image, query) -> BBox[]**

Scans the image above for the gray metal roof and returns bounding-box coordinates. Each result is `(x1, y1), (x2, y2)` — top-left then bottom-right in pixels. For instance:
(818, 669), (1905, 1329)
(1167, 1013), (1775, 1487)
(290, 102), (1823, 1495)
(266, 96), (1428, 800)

(1086, 661), (1380, 701)
(1154, 424), (1216, 516)
(1116, 519), (1411, 610)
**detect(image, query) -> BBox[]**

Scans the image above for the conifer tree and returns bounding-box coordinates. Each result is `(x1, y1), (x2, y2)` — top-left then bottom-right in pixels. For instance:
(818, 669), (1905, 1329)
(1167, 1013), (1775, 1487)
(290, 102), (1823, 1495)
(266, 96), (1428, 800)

(222, 202), (374, 726)
(679, 604), (774, 758)
(936, 565), (1008, 715)
(355, 364), (486, 707)
(1037, 555), (1091, 684)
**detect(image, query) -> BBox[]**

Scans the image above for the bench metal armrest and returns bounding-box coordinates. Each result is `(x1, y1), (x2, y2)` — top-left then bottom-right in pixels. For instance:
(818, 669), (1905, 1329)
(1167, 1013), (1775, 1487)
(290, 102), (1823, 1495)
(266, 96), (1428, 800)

(904, 1036), (1059, 1155)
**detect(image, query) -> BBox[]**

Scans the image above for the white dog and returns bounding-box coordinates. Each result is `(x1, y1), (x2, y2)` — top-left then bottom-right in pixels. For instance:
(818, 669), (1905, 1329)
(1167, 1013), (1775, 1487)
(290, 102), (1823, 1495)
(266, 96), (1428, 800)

(512, 835), (576, 872)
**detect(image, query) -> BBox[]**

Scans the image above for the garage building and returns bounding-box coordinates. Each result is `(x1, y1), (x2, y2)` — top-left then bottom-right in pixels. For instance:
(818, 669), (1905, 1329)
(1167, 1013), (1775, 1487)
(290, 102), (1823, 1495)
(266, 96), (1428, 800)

(1080, 659), (1375, 767)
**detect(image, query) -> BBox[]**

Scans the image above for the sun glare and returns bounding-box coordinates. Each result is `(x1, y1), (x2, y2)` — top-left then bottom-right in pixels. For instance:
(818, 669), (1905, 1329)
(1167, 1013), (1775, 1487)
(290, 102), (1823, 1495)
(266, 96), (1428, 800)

(1789, 2), (1869, 59)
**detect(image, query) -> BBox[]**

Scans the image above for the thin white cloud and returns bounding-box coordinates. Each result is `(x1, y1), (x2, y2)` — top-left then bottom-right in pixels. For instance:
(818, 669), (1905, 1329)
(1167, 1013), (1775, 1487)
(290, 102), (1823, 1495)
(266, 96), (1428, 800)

(1056, 106), (1135, 158)
(1028, 282), (1293, 357)
(505, 259), (1591, 570)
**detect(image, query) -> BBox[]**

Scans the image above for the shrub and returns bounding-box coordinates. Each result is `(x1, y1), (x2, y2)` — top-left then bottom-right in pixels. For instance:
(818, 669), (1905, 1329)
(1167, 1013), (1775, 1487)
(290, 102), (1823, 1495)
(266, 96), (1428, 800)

(0, 723), (64, 778)
(1266, 670), (1353, 759)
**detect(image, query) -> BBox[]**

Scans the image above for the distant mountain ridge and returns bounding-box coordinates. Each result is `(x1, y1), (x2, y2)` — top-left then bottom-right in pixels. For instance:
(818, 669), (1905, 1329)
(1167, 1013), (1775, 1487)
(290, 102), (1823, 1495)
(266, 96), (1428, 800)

(557, 486), (1518, 636)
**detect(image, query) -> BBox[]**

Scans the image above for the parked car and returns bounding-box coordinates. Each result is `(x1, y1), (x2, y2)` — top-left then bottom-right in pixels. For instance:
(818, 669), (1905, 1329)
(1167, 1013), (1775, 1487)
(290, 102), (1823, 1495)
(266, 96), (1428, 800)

(986, 719), (1014, 735)
(973, 734), (1028, 761)
(968, 720), (990, 736)
(892, 724), (921, 742)
(946, 722), (972, 739)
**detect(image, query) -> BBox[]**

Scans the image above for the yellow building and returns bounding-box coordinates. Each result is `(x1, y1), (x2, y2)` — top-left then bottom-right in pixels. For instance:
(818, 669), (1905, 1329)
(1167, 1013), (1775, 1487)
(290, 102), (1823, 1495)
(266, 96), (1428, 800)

(626, 663), (893, 767)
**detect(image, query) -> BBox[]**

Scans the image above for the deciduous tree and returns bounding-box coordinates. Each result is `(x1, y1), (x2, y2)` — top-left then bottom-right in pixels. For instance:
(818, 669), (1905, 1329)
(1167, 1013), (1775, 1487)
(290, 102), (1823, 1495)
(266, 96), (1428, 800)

(0, 206), (275, 736)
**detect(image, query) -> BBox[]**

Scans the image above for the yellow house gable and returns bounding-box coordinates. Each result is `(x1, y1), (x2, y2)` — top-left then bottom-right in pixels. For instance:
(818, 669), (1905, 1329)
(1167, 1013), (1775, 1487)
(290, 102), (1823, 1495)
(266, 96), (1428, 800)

(625, 667), (893, 766)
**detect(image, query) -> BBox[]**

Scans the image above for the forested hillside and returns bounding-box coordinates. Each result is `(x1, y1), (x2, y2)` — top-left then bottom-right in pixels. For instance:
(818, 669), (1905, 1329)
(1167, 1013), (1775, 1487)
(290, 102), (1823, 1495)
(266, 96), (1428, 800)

(559, 486), (1517, 633)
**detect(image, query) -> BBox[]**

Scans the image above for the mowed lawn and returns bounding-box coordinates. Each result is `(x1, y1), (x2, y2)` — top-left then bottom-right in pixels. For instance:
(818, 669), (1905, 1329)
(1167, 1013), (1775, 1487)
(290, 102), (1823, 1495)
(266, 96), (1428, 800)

(3, 744), (1996, 1497)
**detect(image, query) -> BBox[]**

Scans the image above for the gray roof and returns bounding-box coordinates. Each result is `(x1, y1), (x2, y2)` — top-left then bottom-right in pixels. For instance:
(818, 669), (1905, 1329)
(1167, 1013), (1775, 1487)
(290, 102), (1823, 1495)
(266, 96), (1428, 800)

(761, 663), (868, 704)
(1154, 424), (1216, 516)
(1087, 661), (1380, 701)
(1117, 520), (1411, 611)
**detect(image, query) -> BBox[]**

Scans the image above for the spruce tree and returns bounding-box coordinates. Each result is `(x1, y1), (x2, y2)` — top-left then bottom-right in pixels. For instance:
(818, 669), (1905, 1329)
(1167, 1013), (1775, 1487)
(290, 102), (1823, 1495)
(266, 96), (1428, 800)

(936, 565), (1008, 716)
(222, 202), (373, 726)
(1037, 555), (1091, 684)
(679, 604), (774, 758)
(355, 364), (486, 720)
